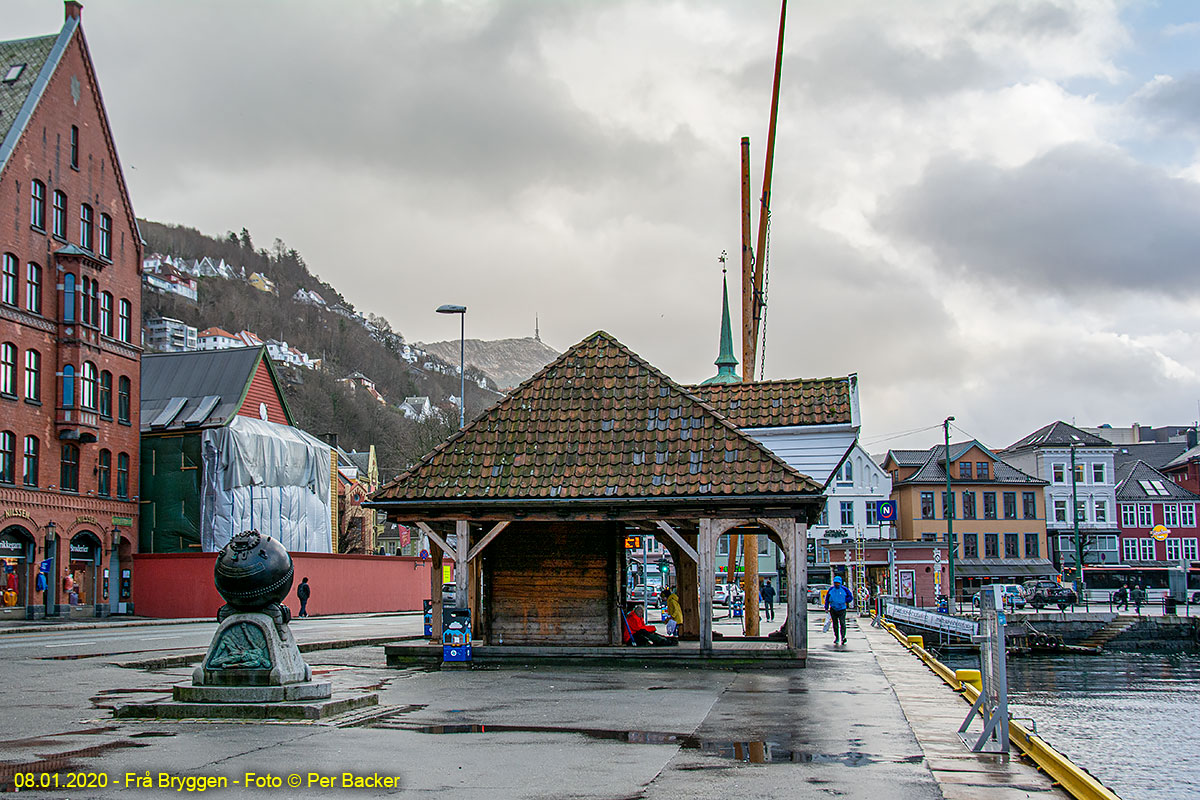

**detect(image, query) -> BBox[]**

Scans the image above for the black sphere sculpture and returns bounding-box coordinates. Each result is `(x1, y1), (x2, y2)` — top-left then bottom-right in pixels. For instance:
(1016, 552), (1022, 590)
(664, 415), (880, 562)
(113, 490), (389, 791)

(214, 531), (294, 621)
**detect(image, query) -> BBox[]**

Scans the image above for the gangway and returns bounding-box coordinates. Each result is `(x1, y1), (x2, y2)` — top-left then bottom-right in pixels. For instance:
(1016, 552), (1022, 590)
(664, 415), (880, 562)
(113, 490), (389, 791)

(878, 597), (978, 641)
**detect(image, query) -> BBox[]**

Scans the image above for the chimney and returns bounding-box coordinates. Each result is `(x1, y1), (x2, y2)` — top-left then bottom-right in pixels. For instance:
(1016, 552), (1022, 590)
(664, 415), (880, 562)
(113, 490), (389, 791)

(65, 1), (82, 21)
(320, 433), (339, 449)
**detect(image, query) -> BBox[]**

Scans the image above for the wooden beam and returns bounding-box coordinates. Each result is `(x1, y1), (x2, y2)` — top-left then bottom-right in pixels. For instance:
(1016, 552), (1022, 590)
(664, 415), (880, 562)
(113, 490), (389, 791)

(467, 521), (510, 562)
(655, 520), (698, 563)
(429, 543), (443, 644)
(699, 519), (715, 653)
(757, 517), (805, 659)
(416, 522), (456, 561)
(455, 520), (469, 610)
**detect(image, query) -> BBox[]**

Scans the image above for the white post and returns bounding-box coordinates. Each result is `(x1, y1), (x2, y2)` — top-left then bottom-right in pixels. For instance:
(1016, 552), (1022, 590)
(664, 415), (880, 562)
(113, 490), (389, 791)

(455, 520), (469, 609)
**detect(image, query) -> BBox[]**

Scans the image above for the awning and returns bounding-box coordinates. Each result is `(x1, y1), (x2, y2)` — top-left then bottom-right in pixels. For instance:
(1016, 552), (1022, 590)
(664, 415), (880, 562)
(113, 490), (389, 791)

(953, 559), (1057, 578)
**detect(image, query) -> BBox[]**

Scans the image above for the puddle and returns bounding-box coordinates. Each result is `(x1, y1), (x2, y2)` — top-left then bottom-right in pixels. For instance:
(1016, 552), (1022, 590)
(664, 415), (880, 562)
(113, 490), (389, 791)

(381, 723), (913, 765)
(0, 740), (147, 791)
(129, 730), (177, 738)
(0, 727), (116, 748)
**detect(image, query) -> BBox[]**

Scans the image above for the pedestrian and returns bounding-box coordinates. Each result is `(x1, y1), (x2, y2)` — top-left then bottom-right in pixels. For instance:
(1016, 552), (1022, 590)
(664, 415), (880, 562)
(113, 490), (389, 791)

(824, 575), (855, 645)
(297, 576), (311, 618)
(1115, 585), (1128, 611)
(621, 602), (677, 646)
(1132, 584), (1145, 615)
(760, 580), (776, 622)
(660, 587), (683, 636)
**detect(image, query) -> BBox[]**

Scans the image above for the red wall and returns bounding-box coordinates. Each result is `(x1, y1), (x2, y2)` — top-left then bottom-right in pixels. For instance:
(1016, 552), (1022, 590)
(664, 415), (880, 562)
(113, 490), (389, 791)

(236, 360), (290, 425)
(132, 552), (432, 618)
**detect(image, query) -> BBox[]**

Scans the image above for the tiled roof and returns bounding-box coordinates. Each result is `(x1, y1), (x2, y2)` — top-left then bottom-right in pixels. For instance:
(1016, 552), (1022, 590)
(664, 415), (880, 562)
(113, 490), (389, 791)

(141, 346), (286, 431)
(684, 377), (852, 429)
(1115, 442), (1188, 471)
(894, 442), (1046, 486)
(886, 449), (933, 467)
(1115, 460), (1200, 501)
(373, 331), (822, 505)
(199, 327), (237, 339)
(1165, 444), (1200, 471)
(1005, 421), (1112, 451)
(0, 32), (60, 170)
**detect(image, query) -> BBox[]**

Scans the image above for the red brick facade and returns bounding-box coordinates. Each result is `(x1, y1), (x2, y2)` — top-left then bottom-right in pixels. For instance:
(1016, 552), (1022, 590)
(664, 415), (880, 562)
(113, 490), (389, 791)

(0, 5), (140, 617)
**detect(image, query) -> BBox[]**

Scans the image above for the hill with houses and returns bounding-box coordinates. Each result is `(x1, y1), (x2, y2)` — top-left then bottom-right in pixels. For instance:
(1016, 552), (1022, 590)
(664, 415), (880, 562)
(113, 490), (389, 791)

(136, 220), (509, 478)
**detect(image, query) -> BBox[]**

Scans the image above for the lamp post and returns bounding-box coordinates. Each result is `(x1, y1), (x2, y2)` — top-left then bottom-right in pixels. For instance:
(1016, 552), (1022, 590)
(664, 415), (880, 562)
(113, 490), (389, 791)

(43, 520), (57, 616)
(944, 416), (956, 610)
(436, 304), (467, 429)
(110, 526), (121, 615)
(1070, 445), (1085, 607)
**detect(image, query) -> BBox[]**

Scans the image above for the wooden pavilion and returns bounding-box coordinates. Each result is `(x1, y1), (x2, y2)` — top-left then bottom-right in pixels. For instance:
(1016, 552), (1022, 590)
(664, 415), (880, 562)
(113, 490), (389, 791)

(366, 332), (827, 661)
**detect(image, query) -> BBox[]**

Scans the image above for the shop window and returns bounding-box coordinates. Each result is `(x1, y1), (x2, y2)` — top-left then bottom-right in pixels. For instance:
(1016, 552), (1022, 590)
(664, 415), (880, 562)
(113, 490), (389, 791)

(22, 435), (38, 487)
(60, 443), (79, 492)
(97, 449), (111, 497)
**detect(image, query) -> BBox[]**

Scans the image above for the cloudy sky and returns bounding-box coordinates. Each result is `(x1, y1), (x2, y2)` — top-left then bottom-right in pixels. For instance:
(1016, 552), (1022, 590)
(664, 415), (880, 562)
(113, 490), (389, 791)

(9, 0), (1200, 451)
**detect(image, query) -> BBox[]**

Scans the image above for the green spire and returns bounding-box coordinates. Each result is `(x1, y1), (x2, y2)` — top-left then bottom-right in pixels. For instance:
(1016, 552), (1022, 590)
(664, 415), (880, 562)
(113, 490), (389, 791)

(701, 268), (740, 385)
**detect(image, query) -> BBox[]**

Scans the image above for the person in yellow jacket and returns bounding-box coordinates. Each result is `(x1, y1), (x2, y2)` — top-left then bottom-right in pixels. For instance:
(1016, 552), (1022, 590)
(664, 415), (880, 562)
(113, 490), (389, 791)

(660, 587), (683, 636)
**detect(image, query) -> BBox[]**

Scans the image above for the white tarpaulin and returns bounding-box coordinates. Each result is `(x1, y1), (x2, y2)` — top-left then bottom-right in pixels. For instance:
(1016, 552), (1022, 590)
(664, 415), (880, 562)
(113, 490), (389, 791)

(200, 416), (333, 553)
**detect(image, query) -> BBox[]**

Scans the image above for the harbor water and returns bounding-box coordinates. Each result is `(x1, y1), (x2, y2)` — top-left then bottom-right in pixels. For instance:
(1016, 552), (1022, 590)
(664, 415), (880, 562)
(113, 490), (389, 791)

(948, 649), (1200, 800)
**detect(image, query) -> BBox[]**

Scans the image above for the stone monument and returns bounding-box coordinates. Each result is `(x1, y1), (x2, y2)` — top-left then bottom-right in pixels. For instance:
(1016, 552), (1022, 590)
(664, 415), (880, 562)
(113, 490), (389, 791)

(174, 530), (330, 703)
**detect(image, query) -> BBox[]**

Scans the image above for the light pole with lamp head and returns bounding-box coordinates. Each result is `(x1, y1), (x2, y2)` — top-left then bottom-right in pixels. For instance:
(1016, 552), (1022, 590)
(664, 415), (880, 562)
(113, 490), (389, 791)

(43, 520), (57, 616)
(436, 304), (467, 429)
(944, 416), (956, 610)
(109, 526), (121, 615)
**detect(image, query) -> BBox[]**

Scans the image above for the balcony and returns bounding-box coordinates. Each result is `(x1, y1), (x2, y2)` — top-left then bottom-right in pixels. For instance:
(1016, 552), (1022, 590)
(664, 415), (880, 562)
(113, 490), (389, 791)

(56, 406), (100, 443)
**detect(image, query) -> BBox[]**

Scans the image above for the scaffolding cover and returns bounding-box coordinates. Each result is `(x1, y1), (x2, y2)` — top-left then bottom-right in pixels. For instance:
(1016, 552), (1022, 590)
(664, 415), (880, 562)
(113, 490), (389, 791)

(200, 416), (333, 553)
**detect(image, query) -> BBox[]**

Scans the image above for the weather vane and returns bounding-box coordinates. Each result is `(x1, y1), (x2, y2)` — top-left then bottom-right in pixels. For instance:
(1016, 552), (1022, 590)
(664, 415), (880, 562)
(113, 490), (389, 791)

(718, 250), (728, 275)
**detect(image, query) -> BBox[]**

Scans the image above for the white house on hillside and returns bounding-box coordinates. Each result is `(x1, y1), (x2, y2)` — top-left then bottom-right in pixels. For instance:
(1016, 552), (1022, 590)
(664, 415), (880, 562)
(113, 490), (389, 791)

(197, 327), (241, 351)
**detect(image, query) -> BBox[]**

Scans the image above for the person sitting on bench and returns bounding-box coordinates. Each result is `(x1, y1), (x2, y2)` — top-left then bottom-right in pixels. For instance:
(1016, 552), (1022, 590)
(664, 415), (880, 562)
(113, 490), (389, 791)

(622, 602), (677, 646)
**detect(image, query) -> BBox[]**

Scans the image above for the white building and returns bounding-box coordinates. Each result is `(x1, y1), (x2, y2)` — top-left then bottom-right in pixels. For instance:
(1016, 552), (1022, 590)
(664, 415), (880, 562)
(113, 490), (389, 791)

(145, 316), (198, 352)
(809, 442), (894, 570)
(400, 396), (434, 421)
(197, 327), (241, 351)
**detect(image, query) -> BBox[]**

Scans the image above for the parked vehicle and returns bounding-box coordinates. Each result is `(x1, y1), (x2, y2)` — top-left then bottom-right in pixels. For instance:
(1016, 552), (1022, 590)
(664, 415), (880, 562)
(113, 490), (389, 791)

(441, 582), (456, 607)
(1022, 580), (1078, 610)
(971, 584), (1026, 609)
(807, 584), (832, 604)
(713, 584), (744, 607)
(628, 585), (660, 607)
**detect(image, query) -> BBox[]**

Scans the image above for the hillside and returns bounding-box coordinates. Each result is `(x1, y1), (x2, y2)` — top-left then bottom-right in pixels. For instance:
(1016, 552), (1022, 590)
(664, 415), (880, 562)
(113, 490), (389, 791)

(137, 220), (502, 477)
(420, 337), (561, 390)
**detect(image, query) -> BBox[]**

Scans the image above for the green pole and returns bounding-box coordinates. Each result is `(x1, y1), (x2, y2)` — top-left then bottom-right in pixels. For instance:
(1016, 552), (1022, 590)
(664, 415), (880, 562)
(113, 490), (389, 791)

(944, 416), (955, 610)
(1071, 445), (1084, 607)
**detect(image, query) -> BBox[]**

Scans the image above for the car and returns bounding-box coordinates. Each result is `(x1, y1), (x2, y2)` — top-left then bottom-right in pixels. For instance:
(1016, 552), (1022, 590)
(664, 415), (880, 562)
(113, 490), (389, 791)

(713, 584), (744, 607)
(807, 584), (832, 604)
(627, 585), (660, 607)
(441, 582), (457, 607)
(971, 584), (1026, 609)
(1022, 580), (1078, 610)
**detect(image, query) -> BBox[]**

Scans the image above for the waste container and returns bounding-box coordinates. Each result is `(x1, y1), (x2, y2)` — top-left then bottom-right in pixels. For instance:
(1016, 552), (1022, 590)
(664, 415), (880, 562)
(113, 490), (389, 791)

(1164, 596), (1178, 616)
(731, 596), (744, 619)
(423, 599), (433, 637)
(443, 607), (471, 662)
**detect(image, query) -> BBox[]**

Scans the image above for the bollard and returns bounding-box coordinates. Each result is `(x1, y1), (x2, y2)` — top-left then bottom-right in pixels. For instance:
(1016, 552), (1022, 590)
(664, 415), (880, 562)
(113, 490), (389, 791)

(906, 634), (923, 649)
(956, 668), (982, 692)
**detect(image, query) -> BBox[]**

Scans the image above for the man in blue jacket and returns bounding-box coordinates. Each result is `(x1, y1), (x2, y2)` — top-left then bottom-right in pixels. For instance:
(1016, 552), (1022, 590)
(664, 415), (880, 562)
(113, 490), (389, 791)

(824, 576), (855, 645)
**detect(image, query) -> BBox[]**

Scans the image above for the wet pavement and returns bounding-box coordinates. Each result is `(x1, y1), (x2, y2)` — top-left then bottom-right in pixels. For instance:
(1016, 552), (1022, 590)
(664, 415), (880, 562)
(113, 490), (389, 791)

(0, 611), (1061, 798)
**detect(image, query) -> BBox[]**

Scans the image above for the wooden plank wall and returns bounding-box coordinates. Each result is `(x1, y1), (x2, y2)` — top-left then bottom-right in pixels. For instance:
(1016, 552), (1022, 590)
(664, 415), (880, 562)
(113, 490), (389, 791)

(485, 521), (617, 645)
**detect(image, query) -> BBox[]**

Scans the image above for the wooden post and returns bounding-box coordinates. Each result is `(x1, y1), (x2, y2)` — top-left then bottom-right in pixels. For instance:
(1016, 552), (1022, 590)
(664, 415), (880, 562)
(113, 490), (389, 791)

(788, 520), (807, 658)
(699, 519), (715, 653)
(744, 531), (760, 636)
(455, 520), (469, 611)
(430, 542), (443, 644)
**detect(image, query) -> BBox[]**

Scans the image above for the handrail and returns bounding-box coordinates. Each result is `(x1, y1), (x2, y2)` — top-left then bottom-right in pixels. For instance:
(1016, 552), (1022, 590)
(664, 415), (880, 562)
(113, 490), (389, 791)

(876, 616), (1121, 800)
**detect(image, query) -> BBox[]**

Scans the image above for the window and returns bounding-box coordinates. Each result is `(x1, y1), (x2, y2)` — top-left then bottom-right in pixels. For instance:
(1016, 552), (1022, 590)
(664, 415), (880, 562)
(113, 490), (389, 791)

(99, 213), (112, 259)
(962, 491), (976, 519)
(1121, 504), (1136, 526)
(1123, 538), (1137, 561)
(1166, 538), (1181, 561)
(23, 349), (39, 402)
(97, 449), (111, 497)
(963, 533), (978, 558)
(1076, 500), (1086, 523)
(52, 191), (66, 238)
(717, 534), (729, 557)
(1164, 504), (1180, 527)
(2, 64), (24, 82)
(70, 125), (79, 169)
(959, 461), (972, 479)
(983, 492), (997, 520)
(0, 431), (13, 483)
(0, 343), (15, 396)
(865, 501), (878, 526)
(1025, 533), (1040, 558)
(1003, 492), (1017, 520)
(80, 277), (92, 325)
(840, 501), (854, 526)
(843, 459), (853, 482)
(941, 491), (956, 520)
(1054, 499), (1068, 523)
(118, 299), (131, 342)
(87, 277), (98, 326)
(117, 452), (130, 498)
(817, 507), (828, 527)
(1137, 504), (1153, 527)
(1, 253), (16, 305)
(62, 273), (75, 322)
(81, 361), (97, 409)
(1004, 532), (1019, 558)
(99, 291), (112, 336)
(1094, 499), (1108, 524)
(60, 443), (79, 492)
(98, 370), (111, 418)
(1092, 463), (1105, 484)
(1074, 463), (1085, 484)
(1183, 505), (1196, 527)
(920, 492), (935, 520)
(1184, 538), (1198, 561)
(984, 533), (999, 558)
(30, 180), (45, 229)
(1052, 463), (1065, 483)
(117, 375), (130, 424)
(976, 462), (989, 479)
(1023, 491), (1037, 519)
(25, 262), (40, 313)
(79, 204), (93, 251)
(22, 436), (37, 487)
(1138, 538), (1155, 561)
(61, 364), (75, 407)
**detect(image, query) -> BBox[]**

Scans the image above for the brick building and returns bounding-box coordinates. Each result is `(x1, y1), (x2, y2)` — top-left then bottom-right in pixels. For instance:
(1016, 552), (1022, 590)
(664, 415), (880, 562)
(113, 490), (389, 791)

(0, 3), (141, 617)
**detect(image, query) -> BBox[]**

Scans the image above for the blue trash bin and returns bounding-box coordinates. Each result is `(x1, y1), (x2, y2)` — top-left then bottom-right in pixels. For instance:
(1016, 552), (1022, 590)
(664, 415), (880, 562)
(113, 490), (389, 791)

(443, 607), (472, 662)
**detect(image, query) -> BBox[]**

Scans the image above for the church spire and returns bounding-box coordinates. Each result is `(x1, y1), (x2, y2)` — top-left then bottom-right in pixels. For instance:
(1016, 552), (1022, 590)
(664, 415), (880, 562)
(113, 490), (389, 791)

(701, 252), (741, 385)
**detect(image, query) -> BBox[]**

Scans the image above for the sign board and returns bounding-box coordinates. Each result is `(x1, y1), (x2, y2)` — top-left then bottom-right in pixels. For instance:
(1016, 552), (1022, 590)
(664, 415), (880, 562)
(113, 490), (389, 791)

(877, 500), (897, 522)
(442, 565), (452, 583)
(70, 540), (97, 561)
(1152, 524), (1171, 542)
(111, 516), (133, 527)
(883, 598), (978, 638)
(898, 569), (915, 601)
(624, 536), (642, 549)
(0, 532), (29, 559)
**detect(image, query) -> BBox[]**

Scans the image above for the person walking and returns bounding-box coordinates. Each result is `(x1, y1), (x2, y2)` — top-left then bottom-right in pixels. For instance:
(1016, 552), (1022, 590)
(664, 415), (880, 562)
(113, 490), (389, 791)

(297, 576), (311, 618)
(824, 576), (855, 645)
(760, 580), (776, 622)
(660, 587), (683, 636)
(1132, 584), (1145, 616)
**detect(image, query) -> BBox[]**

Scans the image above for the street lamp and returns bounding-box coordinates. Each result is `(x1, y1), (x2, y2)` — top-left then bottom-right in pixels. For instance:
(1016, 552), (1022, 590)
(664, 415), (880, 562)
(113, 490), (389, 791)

(943, 416), (956, 610)
(43, 521), (57, 616)
(436, 304), (467, 429)
(1070, 444), (1086, 608)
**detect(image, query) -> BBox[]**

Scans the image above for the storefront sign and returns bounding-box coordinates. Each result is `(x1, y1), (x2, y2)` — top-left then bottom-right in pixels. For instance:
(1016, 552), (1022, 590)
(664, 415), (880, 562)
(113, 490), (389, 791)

(70, 540), (98, 561)
(111, 516), (133, 527)
(2, 509), (33, 521)
(0, 532), (28, 558)
(75, 515), (101, 526)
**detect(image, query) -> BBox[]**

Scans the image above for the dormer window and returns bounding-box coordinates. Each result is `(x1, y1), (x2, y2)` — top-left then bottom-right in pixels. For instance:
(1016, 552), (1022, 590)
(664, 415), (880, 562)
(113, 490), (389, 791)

(2, 64), (24, 83)
(958, 461), (972, 479)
